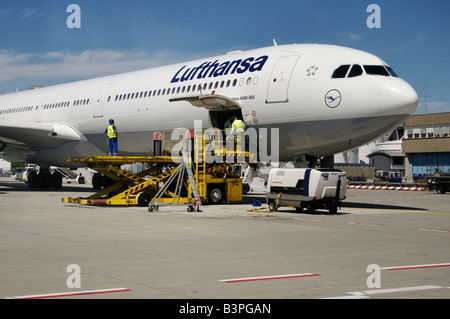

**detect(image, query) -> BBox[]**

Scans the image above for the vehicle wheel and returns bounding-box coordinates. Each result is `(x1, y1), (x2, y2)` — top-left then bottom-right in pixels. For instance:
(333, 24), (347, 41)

(306, 204), (315, 214)
(243, 183), (250, 195)
(268, 200), (277, 212)
(77, 176), (85, 184)
(437, 187), (446, 194)
(137, 192), (152, 207)
(295, 207), (303, 213)
(329, 204), (338, 214)
(208, 185), (223, 204)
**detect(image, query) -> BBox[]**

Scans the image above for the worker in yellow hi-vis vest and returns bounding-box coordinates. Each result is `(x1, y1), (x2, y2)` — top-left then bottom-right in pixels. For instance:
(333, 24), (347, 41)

(228, 116), (246, 152)
(104, 119), (118, 156)
(229, 116), (246, 136)
(224, 116), (233, 137)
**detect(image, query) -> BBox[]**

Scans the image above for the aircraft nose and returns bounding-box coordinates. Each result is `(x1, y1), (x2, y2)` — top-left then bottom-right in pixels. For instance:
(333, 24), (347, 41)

(379, 79), (419, 116)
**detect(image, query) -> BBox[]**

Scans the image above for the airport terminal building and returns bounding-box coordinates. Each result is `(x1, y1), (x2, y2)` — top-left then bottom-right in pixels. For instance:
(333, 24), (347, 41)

(402, 112), (450, 177)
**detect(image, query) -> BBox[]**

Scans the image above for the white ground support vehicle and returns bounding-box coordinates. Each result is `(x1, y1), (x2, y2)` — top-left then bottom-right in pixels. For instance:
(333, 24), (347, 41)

(266, 168), (347, 214)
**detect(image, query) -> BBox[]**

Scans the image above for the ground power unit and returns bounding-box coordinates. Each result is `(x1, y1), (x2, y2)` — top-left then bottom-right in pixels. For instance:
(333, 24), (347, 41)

(266, 168), (347, 214)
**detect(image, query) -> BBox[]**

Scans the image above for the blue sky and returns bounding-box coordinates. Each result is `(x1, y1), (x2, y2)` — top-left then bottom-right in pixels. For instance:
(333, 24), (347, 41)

(0, 0), (449, 114)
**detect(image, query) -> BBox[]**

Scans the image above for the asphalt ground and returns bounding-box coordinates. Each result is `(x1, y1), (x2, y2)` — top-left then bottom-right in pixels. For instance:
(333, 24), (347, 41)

(1, 177), (449, 303)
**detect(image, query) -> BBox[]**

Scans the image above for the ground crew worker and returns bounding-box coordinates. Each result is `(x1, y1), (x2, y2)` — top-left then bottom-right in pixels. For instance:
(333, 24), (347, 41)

(229, 116), (246, 137)
(224, 116), (233, 137)
(105, 119), (118, 156)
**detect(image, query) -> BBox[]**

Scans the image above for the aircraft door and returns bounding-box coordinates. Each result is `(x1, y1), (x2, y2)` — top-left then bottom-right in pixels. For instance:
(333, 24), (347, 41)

(93, 82), (114, 118)
(36, 96), (48, 123)
(266, 55), (300, 103)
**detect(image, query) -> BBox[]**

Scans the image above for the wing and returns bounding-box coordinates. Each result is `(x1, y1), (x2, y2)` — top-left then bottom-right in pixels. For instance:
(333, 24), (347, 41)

(0, 121), (81, 151)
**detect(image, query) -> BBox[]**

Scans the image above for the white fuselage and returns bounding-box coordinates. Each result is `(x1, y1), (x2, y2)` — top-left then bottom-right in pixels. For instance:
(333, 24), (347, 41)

(0, 44), (418, 167)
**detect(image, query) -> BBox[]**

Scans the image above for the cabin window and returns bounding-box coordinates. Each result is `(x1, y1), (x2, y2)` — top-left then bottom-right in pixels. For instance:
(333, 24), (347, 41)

(332, 65), (350, 78)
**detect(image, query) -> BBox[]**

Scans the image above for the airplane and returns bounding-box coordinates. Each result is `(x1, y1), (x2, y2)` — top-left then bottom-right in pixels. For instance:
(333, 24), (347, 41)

(0, 43), (418, 189)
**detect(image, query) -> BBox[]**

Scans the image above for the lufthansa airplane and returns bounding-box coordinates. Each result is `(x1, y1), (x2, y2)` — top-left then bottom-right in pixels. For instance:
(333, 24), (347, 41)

(0, 43), (418, 188)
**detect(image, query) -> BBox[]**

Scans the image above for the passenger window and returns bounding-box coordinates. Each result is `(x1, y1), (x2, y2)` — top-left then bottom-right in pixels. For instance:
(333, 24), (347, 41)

(348, 64), (363, 78)
(332, 65), (350, 78)
(364, 65), (390, 76)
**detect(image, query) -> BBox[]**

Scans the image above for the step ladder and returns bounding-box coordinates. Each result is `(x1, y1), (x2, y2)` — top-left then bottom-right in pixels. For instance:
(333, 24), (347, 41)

(148, 149), (202, 212)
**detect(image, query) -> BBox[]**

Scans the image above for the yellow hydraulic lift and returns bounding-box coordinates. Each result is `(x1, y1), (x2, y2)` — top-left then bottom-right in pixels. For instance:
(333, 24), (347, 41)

(62, 129), (252, 210)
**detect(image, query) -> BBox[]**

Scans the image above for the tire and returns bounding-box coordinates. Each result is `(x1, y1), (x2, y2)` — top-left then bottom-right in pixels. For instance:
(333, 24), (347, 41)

(437, 187), (446, 194)
(208, 185), (223, 204)
(329, 204), (338, 214)
(306, 203), (315, 214)
(137, 192), (152, 207)
(243, 183), (250, 195)
(268, 200), (277, 212)
(27, 171), (38, 189)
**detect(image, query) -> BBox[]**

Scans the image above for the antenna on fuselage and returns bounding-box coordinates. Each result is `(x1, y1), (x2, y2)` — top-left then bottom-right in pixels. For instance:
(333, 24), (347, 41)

(273, 38), (278, 46)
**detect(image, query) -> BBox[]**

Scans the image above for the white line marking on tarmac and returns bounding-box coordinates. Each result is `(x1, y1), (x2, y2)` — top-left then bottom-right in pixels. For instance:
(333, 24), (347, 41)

(382, 263), (450, 271)
(219, 273), (320, 283)
(347, 285), (443, 296)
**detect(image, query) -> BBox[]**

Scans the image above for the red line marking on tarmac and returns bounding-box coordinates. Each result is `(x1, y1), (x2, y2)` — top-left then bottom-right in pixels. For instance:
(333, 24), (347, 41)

(219, 273), (320, 283)
(418, 228), (450, 233)
(8, 288), (132, 299)
(382, 263), (450, 271)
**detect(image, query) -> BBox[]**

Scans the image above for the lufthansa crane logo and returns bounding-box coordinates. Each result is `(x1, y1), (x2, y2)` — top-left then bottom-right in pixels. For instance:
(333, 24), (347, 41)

(325, 89), (342, 108)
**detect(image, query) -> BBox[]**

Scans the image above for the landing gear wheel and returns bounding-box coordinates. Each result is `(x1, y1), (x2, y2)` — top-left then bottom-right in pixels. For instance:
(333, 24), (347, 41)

(187, 205), (194, 212)
(27, 171), (38, 189)
(51, 172), (62, 189)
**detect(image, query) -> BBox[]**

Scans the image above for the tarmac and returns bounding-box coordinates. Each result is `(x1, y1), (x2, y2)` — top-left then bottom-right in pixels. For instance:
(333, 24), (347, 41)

(1, 176), (449, 300)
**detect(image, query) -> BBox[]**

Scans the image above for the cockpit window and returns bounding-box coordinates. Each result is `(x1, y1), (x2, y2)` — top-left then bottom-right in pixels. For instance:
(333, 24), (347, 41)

(385, 65), (398, 77)
(348, 64), (363, 78)
(364, 65), (390, 76)
(332, 65), (350, 78)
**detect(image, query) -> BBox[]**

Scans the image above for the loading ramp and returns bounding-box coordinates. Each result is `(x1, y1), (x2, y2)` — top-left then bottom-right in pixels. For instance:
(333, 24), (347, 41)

(61, 129), (252, 210)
